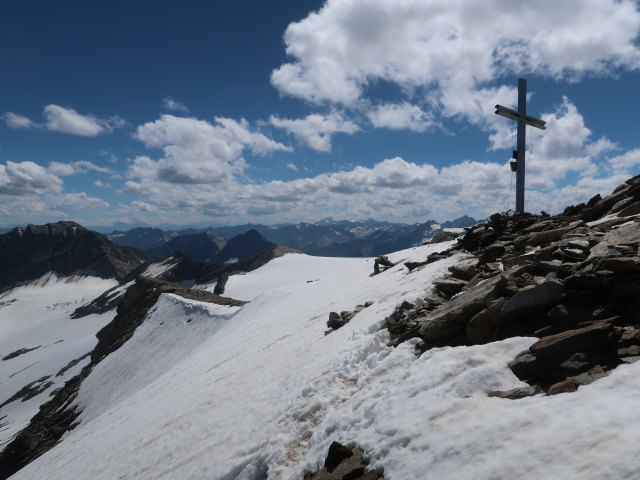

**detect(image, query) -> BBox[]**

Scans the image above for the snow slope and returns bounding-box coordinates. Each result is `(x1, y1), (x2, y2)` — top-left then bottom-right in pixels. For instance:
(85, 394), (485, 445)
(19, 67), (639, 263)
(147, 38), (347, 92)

(10, 243), (640, 479)
(0, 274), (117, 448)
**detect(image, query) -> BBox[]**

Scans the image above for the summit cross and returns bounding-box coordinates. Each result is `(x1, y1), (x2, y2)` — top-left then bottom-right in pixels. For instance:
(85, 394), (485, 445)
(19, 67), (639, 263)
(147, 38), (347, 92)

(495, 78), (547, 213)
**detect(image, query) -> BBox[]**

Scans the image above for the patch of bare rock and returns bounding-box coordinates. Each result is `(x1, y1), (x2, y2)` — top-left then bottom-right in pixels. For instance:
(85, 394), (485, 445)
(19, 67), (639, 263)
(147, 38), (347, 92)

(385, 174), (640, 397)
(326, 302), (373, 334)
(304, 441), (382, 480)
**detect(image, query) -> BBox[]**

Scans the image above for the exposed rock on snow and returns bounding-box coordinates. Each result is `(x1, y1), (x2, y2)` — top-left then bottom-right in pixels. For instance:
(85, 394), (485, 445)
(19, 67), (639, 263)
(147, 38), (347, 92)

(386, 174), (640, 396)
(326, 302), (373, 333)
(304, 441), (382, 479)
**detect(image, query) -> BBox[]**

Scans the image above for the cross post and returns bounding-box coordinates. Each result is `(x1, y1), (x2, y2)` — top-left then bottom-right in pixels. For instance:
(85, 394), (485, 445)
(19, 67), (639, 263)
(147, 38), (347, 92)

(495, 78), (546, 213)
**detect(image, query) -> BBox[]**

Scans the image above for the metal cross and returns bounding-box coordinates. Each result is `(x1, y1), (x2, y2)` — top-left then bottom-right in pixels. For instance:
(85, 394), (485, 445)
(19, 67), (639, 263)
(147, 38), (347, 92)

(495, 78), (546, 213)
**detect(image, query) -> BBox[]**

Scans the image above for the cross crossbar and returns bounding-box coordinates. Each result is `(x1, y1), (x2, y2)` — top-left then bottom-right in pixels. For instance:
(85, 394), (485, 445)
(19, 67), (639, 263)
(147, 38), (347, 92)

(495, 104), (546, 130)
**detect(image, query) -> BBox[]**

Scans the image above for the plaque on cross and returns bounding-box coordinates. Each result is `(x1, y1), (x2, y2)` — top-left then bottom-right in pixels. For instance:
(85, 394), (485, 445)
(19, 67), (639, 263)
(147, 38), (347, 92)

(495, 78), (546, 213)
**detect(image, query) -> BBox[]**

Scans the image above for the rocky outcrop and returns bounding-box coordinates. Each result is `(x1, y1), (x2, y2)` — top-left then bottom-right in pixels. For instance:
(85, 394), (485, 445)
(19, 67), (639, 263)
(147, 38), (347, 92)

(303, 442), (382, 480)
(385, 174), (640, 395)
(0, 221), (147, 290)
(0, 277), (245, 480)
(326, 302), (373, 333)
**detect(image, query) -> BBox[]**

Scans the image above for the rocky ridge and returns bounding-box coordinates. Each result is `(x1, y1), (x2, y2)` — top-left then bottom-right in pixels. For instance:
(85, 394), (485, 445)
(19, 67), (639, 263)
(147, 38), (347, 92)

(385, 175), (640, 396)
(0, 221), (147, 290)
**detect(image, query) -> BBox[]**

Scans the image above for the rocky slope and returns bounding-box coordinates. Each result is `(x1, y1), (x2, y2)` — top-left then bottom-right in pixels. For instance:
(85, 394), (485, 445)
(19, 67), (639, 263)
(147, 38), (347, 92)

(0, 222), (147, 290)
(386, 175), (640, 396)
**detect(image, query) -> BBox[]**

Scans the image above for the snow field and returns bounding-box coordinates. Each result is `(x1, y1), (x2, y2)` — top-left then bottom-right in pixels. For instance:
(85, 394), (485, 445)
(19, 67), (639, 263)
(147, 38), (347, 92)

(0, 274), (118, 447)
(12, 242), (640, 479)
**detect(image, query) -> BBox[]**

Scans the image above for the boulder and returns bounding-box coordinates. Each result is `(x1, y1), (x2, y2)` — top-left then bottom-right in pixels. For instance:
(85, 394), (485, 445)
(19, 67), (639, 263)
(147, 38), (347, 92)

(547, 378), (578, 395)
(529, 321), (615, 361)
(418, 275), (506, 339)
(514, 222), (583, 248)
(499, 280), (565, 320)
(448, 263), (477, 281)
(616, 200), (640, 217)
(488, 385), (541, 400)
(433, 277), (467, 297)
(466, 308), (501, 344)
(304, 442), (382, 480)
(429, 231), (459, 244)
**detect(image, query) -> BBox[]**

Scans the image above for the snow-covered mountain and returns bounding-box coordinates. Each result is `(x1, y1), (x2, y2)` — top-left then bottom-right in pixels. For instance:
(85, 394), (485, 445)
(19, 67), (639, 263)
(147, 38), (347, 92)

(2, 178), (640, 479)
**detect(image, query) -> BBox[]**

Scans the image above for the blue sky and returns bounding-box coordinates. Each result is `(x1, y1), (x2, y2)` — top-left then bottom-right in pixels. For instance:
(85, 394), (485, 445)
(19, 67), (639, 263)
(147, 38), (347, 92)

(3, 0), (640, 228)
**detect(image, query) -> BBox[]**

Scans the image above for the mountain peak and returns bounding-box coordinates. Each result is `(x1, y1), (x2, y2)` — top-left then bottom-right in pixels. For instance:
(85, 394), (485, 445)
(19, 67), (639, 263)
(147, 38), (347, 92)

(0, 222), (147, 289)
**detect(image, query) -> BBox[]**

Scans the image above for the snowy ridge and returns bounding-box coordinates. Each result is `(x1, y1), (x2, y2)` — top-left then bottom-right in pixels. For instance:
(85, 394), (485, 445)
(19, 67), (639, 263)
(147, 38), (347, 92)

(74, 294), (240, 426)
(7, 240), (640, 479)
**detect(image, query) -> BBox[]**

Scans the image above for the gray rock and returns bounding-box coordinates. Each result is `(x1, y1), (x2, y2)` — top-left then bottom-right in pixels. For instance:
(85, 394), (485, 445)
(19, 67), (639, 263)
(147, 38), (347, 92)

(433, 277), (467, 297)
(429, 231), (459, 244)
(418, 275), (506, 339)
(499, 280), (566, 319)
(488, 385), (541, 400)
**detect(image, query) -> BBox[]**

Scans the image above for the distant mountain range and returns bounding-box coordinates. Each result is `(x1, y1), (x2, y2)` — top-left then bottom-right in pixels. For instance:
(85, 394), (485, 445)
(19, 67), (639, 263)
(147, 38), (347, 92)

(107, 216), (478, 260)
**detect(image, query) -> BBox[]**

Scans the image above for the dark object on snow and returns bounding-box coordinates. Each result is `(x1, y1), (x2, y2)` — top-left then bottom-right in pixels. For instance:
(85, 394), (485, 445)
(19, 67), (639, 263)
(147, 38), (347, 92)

(373, 255), (395, 274)
(304, 441), (383, 479)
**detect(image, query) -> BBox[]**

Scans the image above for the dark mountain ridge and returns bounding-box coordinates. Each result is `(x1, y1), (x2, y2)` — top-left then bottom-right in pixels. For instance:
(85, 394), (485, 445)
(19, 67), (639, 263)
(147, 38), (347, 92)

(146, 231), (227, 262)
(0, 221), (148, 290)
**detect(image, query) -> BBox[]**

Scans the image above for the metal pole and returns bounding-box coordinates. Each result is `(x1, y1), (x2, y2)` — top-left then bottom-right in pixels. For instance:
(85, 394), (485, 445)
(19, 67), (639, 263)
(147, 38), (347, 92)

(515, 78), (527, 213)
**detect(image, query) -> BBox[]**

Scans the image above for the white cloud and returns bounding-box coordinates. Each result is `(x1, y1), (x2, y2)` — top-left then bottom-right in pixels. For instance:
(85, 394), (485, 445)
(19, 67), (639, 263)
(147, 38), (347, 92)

(48, 160), (111, 176)
(272, 0), (640, 123)
(368, 102), (437, 132)
(0, 161), (63, 195)
(162, 97), (189, 113)
(45, 192), (109, 210)
(2, 112), (36, 129)
(43, 105), (125, 136)
(132, 115), (292, 185)
(94, 180), (111, 189)
(269, 112), (358, 152)
(119, 100), (638, 225)
(607, 148), (640, 172)
(286, 162), (298, 171)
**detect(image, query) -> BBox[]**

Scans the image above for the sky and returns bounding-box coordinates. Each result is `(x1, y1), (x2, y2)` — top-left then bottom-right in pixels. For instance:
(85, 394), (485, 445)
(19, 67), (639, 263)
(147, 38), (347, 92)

(3, 0), (640, 229)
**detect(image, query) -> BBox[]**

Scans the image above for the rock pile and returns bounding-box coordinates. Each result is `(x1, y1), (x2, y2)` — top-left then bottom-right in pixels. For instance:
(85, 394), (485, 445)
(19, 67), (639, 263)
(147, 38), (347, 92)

(303, 441), (382, 480)
(326, 302), (373, 334)
(385, 175), (640, 396)
(373, 255), (395, 275)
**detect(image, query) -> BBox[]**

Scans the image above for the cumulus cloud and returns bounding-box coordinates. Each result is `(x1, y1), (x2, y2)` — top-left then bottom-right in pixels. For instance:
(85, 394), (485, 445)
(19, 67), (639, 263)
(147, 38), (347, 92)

(48, 160), (111, 176)
(162, 97), (190, 113)
(45, 192), (109, 210)
(269, 112), (358, 152)
(118, 96), (640, 225)
(368, 102), (437, 132)
(43, 105), (125, 136)
(607, 148), (640, 172)
(0, 161), (63, 196)
(272, 0), (640, 111)
(132, 114), (292, 185)
(2, 112), (36, 129)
